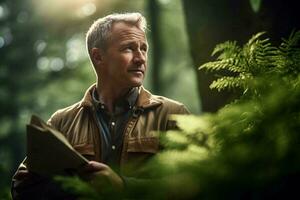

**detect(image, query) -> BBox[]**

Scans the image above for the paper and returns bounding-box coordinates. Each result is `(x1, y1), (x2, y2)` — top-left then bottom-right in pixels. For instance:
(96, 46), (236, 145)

(26, 115), (89, 176)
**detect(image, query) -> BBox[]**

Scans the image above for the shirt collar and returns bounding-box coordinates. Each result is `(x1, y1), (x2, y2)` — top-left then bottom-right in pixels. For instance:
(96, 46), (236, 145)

(92, 87), (139, 114)
(80, 84), (162, 109)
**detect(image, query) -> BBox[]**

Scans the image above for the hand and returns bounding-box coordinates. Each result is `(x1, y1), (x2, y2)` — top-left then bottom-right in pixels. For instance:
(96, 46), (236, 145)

(80, 161), (124, 192)
(12, 163), (46, 190)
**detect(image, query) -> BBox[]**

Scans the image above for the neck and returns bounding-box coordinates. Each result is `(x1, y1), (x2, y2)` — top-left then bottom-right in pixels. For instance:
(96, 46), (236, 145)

(96, 82), (131, 113)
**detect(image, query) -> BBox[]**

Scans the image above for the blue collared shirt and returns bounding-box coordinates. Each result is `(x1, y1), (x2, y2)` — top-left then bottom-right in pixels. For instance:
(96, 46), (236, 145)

(92, 88), (139, 169)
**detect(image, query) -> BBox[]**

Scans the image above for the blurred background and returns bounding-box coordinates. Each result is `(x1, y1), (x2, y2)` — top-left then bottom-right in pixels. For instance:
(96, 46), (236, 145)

(0, 0), (299, 198)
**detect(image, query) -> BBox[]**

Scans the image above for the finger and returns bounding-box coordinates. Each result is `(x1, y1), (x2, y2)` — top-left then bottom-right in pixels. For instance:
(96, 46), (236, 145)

(80, 170), (108, 183)
(83, 161), (108, 172)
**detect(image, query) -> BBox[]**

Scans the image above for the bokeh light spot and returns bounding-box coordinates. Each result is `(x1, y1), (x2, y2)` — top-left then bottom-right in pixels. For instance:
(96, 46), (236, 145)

(0, 4), (9, 20)
(81, 2), (96, 16)
(37, 57), (50, 71)
(0, 5), (4, 18)
(35, 40), (47, 54)
(0, 36), (5, 48)
(50, 57), (64, 71)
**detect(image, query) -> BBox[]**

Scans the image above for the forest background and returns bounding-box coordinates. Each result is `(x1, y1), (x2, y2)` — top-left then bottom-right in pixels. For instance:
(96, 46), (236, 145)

(0, 0), (299, 198)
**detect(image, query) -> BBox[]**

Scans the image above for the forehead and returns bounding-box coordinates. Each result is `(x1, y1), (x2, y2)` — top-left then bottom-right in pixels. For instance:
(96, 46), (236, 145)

(109, 22), (147, 45)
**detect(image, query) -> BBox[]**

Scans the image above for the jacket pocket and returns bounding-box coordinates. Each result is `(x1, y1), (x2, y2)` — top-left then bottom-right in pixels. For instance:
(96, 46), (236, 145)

(73, 143), (95, 160)
(127, 137), (159, 154)
(123, 137), (159, 176)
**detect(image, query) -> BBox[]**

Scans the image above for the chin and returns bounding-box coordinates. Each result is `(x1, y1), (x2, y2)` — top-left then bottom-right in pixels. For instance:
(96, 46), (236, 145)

(129, 78), (144, 87)
(131, 82), (143, 87)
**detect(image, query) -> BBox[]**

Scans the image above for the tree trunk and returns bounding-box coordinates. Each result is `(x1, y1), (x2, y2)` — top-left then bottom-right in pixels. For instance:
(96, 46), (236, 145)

(182, 0), (300, 112)
(147, 0), (164, 94)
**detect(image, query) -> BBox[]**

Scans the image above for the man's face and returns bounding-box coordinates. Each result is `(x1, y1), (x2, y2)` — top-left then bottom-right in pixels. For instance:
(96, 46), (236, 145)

(99, 22), (148, 90)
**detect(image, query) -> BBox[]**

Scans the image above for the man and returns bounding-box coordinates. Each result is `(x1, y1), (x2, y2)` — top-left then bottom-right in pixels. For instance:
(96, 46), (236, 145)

(12, 12), (189, 199)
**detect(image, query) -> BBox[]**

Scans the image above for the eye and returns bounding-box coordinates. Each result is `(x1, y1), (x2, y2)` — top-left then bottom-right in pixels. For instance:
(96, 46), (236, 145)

(141, 47), (147, 52)
(141, 45), (148, 53)
(123, 46), (134, 52)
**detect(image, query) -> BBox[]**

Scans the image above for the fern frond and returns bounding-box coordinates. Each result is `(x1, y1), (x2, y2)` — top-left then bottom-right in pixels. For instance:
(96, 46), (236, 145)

(246, 32), (266, 47)
(210, 76), (247, 91)
(280, 30), (300, 51)
(242, 34), (279, 76)
(274, 31), (300, 75)
(212, 41), (240, 59)
(200, 58), (244, 73)
(200, 30), (300, 94)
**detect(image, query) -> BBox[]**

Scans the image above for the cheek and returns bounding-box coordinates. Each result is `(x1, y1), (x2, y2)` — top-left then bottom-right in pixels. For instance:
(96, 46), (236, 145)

(144, 54), (148, 65)
(119, 55), (133, 69)
(123, 54), (133, 63)
(121, 57), (131, 65)
(110, 55), (130, 69)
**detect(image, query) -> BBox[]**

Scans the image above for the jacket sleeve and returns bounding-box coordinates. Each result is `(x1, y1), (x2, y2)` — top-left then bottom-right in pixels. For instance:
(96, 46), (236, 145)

(11, 112), (71, 200)
(47, 110), (62, 130)
(166, 104), (190, 130)
(177, 104), (191, 115)
(11, 159), (74, 199)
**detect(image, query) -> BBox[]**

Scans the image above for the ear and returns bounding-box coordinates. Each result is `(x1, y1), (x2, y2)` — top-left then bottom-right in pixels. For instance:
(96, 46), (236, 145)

(91, 48), (105, 66)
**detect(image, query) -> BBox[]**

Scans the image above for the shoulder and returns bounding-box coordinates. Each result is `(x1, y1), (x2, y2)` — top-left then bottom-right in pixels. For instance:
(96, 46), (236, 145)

(138, 87), (190, 115)
(142, 91), (190, 130)
(47, 84), (95, 129)
(151, 95), (190, 115)
(47, 101), (84, 130)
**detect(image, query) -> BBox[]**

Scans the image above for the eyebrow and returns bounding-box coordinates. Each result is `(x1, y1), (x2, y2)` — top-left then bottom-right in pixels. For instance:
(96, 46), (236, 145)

(120, 40), (148, 48)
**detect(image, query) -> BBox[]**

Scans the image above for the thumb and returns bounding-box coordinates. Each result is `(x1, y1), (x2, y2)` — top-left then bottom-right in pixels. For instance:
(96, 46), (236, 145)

(82, 161), (108, 173)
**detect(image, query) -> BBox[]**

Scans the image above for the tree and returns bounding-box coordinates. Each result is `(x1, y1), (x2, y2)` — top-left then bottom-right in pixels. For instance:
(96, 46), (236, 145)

(147, 0), (164, 94)
(182, 0), (300, 112)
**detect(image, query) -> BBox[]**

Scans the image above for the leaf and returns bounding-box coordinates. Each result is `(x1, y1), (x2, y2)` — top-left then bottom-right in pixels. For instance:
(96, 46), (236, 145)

(54, 176), (99, 199)
(246, 32), (266, 47)
(250, 0), (261, 13)
(171, 114), (212, 134)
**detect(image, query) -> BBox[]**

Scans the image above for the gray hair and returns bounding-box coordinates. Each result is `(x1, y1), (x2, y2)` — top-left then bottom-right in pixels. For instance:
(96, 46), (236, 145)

(86, 12), (147, 57)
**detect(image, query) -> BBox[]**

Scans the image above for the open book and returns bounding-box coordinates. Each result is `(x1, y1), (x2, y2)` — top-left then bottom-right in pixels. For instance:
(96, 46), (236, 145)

(26, 115), (89, 176)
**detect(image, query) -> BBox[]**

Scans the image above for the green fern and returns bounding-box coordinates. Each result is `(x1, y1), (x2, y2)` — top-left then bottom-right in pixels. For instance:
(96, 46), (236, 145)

(209, 76), (247, 91)
(199, 31), (300, 93)
(276, 31), (300, 76)
(143, 32), (300, 198)
(55, 31), (300, 200)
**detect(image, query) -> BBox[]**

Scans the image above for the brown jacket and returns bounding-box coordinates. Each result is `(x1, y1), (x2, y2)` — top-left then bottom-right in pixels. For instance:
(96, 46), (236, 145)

(47, 84), (189, 176)
(12, 85), (189, 199)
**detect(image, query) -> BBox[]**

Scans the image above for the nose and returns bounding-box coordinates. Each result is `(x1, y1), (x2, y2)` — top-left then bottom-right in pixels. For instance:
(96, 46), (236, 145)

(133, 50), (146, 65)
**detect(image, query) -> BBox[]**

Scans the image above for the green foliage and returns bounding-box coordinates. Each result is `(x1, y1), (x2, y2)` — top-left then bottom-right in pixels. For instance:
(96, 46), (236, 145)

(0, 165), (11, 200)
(0, 188), (11, 200)
(54, 175), (124, 200)
(139, 31), (300, 199)
(199, 31), (300, 95)
(54, 176), (99, 200)
(55, 31), (300, 199)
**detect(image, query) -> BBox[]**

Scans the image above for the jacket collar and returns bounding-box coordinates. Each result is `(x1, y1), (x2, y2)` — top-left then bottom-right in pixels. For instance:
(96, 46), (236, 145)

(136, 87), (162, 109)
(79, 84), (162, 109)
